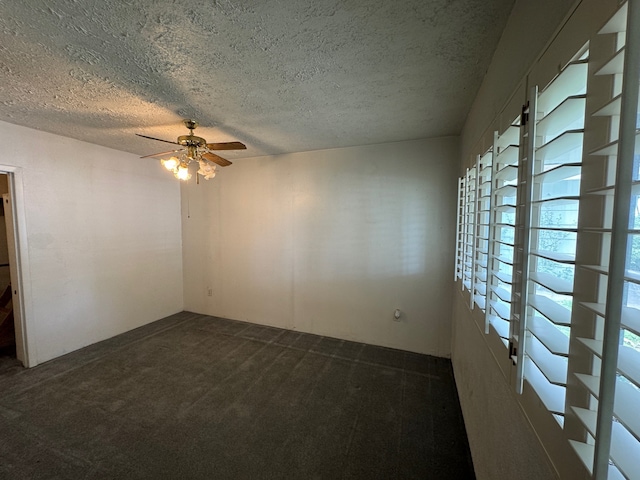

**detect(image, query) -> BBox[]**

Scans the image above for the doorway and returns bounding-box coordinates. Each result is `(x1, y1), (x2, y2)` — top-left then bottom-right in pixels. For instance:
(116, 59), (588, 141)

(0, 175), (14, 359)
(0, 170), (31, 367)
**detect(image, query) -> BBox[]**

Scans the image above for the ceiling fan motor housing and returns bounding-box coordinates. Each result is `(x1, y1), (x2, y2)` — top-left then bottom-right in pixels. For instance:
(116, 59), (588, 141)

(177, 134), (206, 147)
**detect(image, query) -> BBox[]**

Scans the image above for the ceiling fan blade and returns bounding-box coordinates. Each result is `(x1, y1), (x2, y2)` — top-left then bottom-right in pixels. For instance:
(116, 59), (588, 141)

(202, 152), (233, 167)
(136, 133), (180, 145)
(205, 141), (246, 150)
(140, 149), (183, 159)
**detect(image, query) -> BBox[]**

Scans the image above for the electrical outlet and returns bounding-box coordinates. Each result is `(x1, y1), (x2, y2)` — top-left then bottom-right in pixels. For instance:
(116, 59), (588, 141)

(207, 288), (213, 297)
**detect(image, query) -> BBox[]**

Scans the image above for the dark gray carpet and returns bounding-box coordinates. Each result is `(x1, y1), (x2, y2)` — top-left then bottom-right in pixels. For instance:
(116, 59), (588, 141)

(0, 312), (475, 479)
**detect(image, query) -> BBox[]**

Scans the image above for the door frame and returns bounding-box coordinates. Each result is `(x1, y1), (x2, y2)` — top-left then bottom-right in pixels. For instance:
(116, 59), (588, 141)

(0, 166), (35, 367)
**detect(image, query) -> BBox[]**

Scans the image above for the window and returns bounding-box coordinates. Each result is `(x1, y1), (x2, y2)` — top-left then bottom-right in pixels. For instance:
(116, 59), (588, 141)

(462, 165), (477, 293)
(487, 122), (520, 345)
(474, 150), (492, 311)
(455, 177), (465, 282)
(453, 1), (640, 478)
(515, 45), (588, 424)
(564, 3), (640, 477)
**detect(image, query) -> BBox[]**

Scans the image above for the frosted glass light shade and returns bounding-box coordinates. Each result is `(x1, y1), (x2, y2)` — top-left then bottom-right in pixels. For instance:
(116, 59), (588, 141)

(174, 164), (191, 180)
(161, 157), (179, 171)
(198, 160), (217, 179)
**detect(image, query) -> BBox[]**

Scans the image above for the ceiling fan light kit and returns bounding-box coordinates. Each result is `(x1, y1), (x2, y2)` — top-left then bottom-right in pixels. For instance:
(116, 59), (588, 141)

(137, 119), (246, 181)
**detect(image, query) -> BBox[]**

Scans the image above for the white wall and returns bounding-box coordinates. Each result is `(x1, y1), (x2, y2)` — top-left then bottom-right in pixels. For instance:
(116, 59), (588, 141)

(453, 292), (558, 479)
(454, 0), (579, 479)
(182, 137), (458, 357)
(0, 120), (183, 365)
(461, 0), (578, 158)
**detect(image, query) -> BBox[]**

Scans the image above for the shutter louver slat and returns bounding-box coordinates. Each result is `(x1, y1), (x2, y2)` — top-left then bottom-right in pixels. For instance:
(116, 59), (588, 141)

(529, 317), (570, 355)
(488, 314), (509, 339)
(535, 131), (584, 162)
(529, 272), (573, 294)
(524, 359), (566, 414)
(569, 440), (595, 474)
(593, 94), (622, 117)
(613, 378), (640, 442)
(618, 346), (640, 388)
(577, 337), (603, 357)
(622, 307), (640, 335)
(528, 296), (572, 327)
(594, 47), (624, 76)
(526, 335), (568, 384)
(610, 421), (640, 480)
(536, 96), (586, 138)
(571, 406), (597, 436)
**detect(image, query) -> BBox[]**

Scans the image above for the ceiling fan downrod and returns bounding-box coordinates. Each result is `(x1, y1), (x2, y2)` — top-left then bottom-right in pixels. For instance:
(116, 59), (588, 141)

(177, 119), (206, 149)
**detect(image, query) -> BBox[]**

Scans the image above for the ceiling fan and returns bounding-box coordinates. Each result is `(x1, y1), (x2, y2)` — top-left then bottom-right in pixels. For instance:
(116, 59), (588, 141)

(136, 119), (246, 181)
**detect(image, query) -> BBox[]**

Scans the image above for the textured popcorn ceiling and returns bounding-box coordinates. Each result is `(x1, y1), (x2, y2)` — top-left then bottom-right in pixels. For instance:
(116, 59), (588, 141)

(0, 0), (514, 159)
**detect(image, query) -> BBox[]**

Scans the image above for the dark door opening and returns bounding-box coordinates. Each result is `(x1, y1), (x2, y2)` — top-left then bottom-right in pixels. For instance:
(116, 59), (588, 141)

(0, 173), (15, 359)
